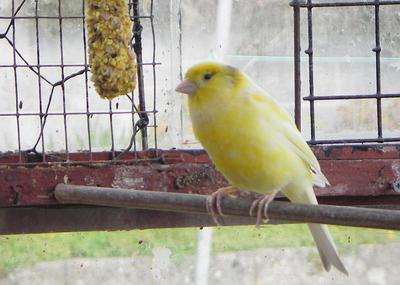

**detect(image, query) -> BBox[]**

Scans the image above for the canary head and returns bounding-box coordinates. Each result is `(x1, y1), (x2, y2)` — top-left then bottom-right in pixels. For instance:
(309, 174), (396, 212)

(175, 62), (242, 98)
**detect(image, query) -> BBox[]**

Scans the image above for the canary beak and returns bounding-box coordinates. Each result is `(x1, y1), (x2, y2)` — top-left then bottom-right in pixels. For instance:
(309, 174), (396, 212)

(175, 80), (197, 95)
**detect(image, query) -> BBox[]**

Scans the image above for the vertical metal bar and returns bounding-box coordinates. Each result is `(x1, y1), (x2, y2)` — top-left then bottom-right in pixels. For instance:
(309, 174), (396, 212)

(178, 0), (183, 82)
(133, 0), (149, 150)
(292, 0), (301, 130)
(131, 94), (138, 157)
(306, 0), (316, 141)
(35, 0), (46, 162)
(150, 0), (158, 153)
(373, 0), (382, 139)
(178, 0), (184, 142)
(129, 0), (138, 158)
(58, 0), (69, 160)
(11, 0), (22, 162)
(109, 101), (115, 159)
(82, 0), (92, 161)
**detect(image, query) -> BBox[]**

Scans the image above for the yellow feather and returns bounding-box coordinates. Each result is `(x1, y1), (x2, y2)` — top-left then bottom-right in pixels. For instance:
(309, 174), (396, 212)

(178, 62), (348, 274)
(186, 63), (313, 195)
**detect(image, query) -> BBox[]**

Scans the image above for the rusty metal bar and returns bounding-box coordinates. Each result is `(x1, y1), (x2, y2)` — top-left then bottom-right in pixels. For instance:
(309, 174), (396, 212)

(306, 0), (316, 141)
(291, 0), (301, 130)
(296, 0), (400, 7)
(132, 0), (149, 150)
(373, 0), (383, 139)
(55, 184), (400, 230)
(303, 93), (400, 101)
(308, 137), (400, 145)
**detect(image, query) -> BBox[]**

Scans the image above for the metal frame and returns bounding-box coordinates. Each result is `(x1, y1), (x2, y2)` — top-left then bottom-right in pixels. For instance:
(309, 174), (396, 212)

(0, 0), (159, 165)
(0, 0), (400, 234)
(291, 0), (400, 144)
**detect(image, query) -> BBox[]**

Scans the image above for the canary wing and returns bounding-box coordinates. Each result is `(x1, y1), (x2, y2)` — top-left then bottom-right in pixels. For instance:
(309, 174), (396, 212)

(249, 89), (330, 187)
(281, 119), (330, 187)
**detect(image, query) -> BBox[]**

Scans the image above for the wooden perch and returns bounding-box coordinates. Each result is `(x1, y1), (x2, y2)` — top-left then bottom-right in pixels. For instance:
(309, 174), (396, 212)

(55, 184), (400, 230)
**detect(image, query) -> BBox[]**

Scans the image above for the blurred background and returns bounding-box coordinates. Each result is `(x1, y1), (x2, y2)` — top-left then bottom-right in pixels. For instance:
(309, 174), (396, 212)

(1, 0), (400, 284)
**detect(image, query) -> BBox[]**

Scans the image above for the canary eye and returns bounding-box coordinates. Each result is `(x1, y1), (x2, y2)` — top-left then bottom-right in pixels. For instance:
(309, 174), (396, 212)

(203, 73), (213, 81)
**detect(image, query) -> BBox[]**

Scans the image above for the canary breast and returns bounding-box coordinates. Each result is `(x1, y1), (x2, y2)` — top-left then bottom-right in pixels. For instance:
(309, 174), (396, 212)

(189, 84), (307, 194)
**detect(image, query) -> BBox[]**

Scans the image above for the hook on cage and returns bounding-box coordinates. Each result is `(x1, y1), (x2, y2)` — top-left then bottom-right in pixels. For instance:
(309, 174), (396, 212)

(114, 96), (149, 160)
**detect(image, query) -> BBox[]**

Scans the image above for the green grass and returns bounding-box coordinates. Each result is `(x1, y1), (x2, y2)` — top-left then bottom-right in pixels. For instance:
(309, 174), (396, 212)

(0, 225), (399, 274)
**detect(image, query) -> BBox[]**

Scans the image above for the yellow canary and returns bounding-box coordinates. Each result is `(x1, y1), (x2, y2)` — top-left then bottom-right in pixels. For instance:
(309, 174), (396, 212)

(176, 62), (348, 274)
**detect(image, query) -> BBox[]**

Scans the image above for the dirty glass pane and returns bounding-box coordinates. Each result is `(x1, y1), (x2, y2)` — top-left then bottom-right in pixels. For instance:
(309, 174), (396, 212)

(1, 0), (400, 284)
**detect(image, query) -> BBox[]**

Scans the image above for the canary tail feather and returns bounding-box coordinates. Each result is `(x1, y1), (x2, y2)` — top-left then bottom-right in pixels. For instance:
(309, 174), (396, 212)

(284, 183), (347, 275)
(312, 168), (330, 187)
(308, 223), (348, 275)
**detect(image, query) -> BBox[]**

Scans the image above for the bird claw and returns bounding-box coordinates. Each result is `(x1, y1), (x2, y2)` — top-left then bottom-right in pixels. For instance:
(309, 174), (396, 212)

(206, 194), (222, 226)
(249, 196), (263, 218)
(206, 186), (238, 226)
(249, 189), (280, 227)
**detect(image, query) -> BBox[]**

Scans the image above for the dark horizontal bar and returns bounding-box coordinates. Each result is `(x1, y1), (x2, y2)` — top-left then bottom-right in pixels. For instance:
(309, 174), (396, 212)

(0, 110), (158, 117)
(304, 93), (400, 101)
(3, 202), (400, 235)
(228, 54), (400, 64)
(0, 16), (84, 19)
(0, 157), (161, 167)
(55, 184), (400, 230)
(0, 15), (153, 20)
(0, 62), (161, 68)
(0, 206), (257, 235)
(291, 0), (400, 8)
(0, 64), (87, 68)
(308, 137), (400, 145)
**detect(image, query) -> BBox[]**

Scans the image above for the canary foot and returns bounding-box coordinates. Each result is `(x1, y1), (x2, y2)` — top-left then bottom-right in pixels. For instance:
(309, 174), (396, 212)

(249, 189), (280, 227)
(206, 186), (239, 225)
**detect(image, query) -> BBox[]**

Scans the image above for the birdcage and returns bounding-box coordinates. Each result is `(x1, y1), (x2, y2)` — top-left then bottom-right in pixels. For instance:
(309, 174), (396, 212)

(1, 0), (400, 237)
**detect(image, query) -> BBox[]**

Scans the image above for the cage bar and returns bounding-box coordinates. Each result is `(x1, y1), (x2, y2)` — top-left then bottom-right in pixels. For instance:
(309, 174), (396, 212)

(34, 0), (46, 162)
(58, 0), (70, 161)
(0, 0), (159, 164)
(308, 137), (400, 145)
(11, 0), (22, 162)
(305, 0), (315, 141)
(373, 0), (383, 138)
(149, 0), (158, 152)
(292, 0), (301, 130)
(81, 0), (92, 161)
(132, 0), (149, 150)
(296, 0), (400, 8)
(303, 93), (400, 100)
(291, 0), (400, 145)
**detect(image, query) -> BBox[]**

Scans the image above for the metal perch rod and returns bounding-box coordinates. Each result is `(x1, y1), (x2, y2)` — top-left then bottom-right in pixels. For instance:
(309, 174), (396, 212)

(55, 184), (400, 230)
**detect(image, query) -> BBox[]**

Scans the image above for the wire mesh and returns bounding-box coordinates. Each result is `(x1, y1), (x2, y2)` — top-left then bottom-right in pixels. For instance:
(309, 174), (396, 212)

(1, 0), (400, 168)
(0, 0), (159, 165)
(291, 0), (400, 144)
